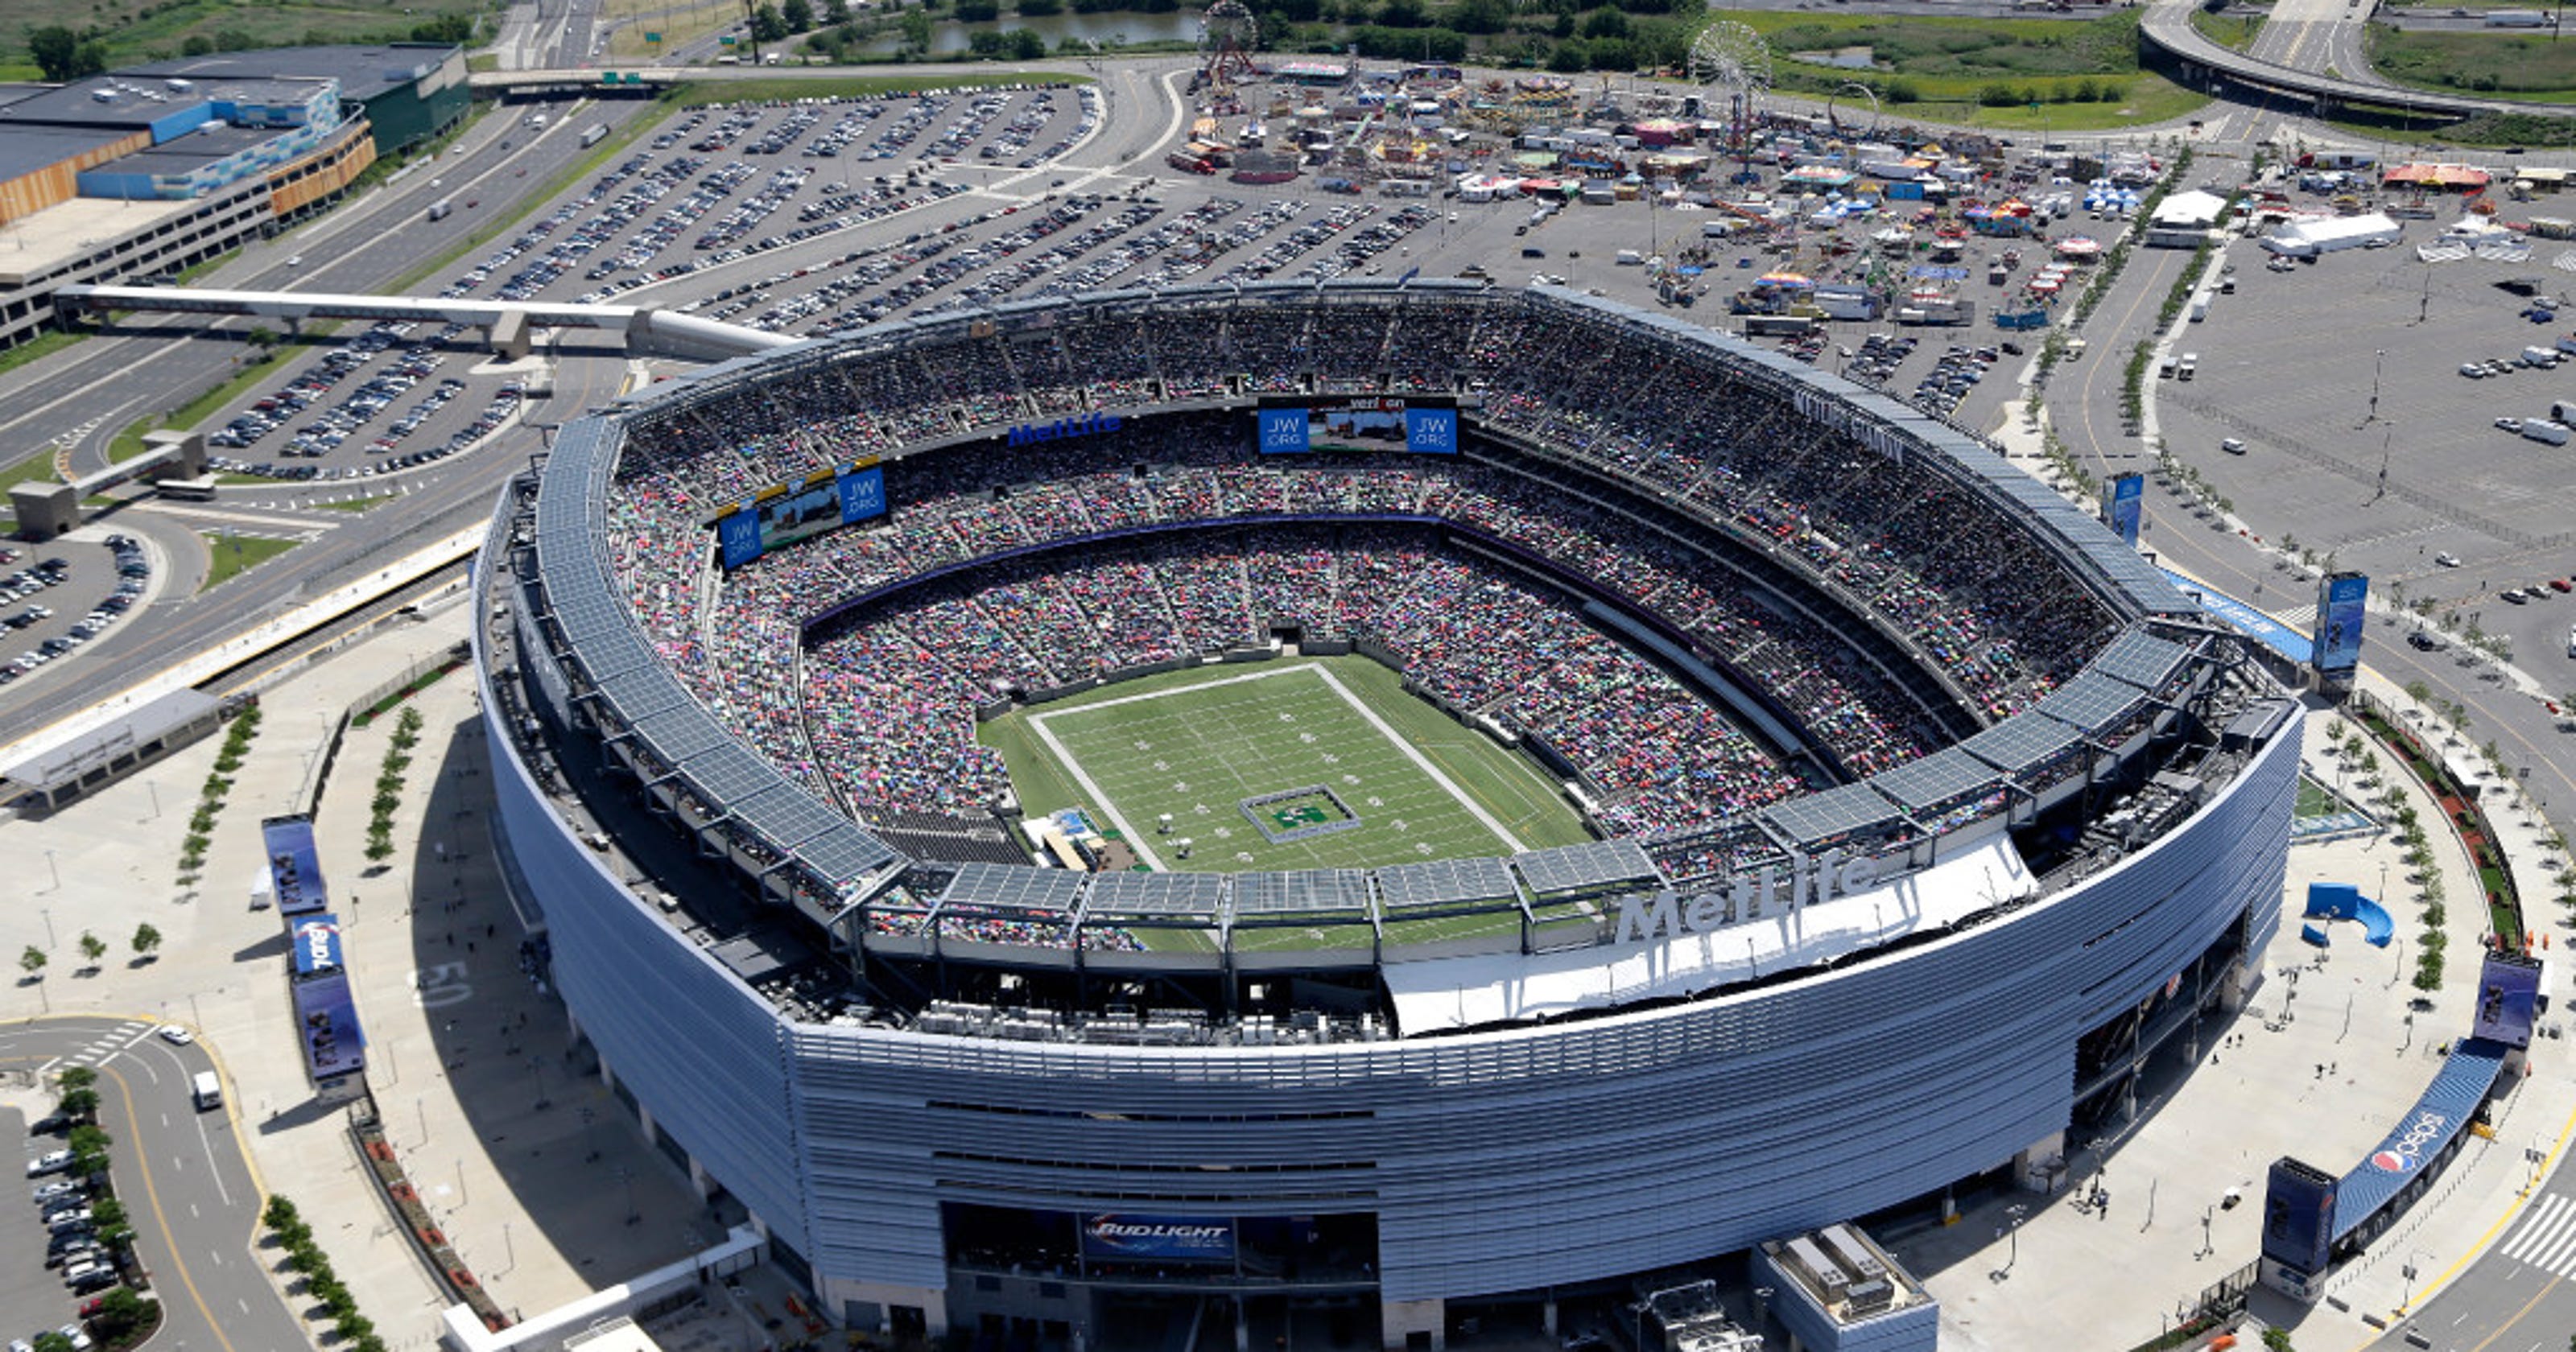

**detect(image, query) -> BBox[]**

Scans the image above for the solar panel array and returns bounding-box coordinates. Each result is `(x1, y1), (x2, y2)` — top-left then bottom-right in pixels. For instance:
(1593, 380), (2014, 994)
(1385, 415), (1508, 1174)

(1086, 871), (1228, 918)
(937, 861), (1088, 915)
(1512, 840), (1662, 897)
(1376, 857), (1518, 912)
(1234, 869), (1376, 917)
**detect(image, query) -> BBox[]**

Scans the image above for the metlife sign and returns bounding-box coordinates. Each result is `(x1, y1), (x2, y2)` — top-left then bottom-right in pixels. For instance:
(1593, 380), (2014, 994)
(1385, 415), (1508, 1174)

(1080, 1214), (1236, 1264)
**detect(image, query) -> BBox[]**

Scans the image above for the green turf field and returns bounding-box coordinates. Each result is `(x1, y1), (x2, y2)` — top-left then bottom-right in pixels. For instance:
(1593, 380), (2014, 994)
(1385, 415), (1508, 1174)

(2295, 774), (2341, 821)
(980, 657), (1594, 884)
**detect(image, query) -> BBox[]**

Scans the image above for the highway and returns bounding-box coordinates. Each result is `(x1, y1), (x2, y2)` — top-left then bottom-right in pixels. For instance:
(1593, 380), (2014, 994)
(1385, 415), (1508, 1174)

(0, 1017), (300, 1352)
(2135, 0), (2576, 117)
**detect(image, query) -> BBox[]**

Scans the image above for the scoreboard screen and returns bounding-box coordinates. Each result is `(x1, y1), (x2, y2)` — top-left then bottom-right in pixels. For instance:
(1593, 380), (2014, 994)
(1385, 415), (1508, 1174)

(1255, 398), (1458, 455)
(717, 461), (887, 570)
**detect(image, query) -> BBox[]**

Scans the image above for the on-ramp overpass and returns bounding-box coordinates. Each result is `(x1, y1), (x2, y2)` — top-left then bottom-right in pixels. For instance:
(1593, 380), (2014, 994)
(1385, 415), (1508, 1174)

(2139, 0), (2576, 119)
(56, 285), (795, 361)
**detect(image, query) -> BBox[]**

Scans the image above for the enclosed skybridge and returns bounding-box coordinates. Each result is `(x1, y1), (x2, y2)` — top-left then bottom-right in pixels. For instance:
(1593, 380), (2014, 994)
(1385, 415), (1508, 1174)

(55, 285), (795, 362)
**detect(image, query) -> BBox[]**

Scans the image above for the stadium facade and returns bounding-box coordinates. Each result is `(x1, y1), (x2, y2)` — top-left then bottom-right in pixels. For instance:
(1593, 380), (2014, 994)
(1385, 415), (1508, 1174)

(473, 282), (2300, 1348)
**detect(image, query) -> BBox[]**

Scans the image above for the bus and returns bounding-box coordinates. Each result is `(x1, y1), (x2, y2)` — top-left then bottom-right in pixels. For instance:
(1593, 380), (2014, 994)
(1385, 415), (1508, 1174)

(158, 475), (218, 501)
(427, 196), (454, 221)
(580, 124), (609, 148)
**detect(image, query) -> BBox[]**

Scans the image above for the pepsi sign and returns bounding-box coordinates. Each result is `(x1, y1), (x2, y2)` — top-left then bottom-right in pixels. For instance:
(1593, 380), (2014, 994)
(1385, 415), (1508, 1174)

(2369, 1111), (2448, 1174)
(291, 914), (344, 978)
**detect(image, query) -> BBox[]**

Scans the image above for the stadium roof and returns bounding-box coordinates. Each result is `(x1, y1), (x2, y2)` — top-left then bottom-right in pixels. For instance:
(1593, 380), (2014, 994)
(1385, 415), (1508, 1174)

(1376, 856), (1518, 912)
(1956, 710), (2083, 777)
(1870, 745), (2004, 814)
(2032, 670), (2149, 733)
(1087, 871), (1227, 919)
(1513, 839), (1661, 897)
(1761, 781), (1907, 850)
(937, 861), (1086, 915)
(1234, 868), (1374, 917)
(2092, 629), (2195, 691)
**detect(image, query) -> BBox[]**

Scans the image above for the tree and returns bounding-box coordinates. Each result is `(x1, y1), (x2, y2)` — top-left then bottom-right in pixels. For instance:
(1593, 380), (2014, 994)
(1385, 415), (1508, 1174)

(749, 2), (789, 40)
(56, 1086), (97, 1123)
(132, 922), (162, 962)
(27, 26), (104, 81)
(782, 0), (815, 31)
(32, 1332), (73, 1352)
(2263, 1327), (2294, 1352)
(60, 1066), (93, 1090)
(898, 8), (935, 48)
(20, 946), (45, 979)
(77, 932), (105, 970)
(89, 1287), (148, 1339)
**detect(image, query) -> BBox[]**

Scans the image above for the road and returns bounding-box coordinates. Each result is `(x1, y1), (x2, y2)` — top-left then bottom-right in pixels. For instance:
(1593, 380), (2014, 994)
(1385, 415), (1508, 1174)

(0, 1016), (300, 1352)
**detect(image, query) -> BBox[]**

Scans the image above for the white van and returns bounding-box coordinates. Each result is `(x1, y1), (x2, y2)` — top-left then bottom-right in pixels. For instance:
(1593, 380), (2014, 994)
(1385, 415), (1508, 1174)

(2177, 352), (2199, 381)
(2524, 419), (2571, 445)
(2549, 398), (2576, 424)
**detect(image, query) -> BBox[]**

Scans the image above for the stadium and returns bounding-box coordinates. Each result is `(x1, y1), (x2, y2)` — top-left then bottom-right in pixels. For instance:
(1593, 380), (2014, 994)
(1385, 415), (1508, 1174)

(472, 281), (2301, 1350)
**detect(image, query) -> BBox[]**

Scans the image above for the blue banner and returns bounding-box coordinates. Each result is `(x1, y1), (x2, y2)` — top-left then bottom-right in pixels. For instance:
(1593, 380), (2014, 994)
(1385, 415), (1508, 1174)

(1257, 407), (1311, 454)
(1404, 406), (1459, 454)
(839, 464), (887, 523)
(292, 970), (366, 1082)
(2159, 568), (2314, 664)
(2103, 473), (2143, 546)
(1082, 1214), (1236, 1264)
(2314, 572), (2368, 676)
(291, 914), (343, 979)
(718, 507), (762, 569)
(262, 816), (330, 917)
(2474, 952), (2542, 1049)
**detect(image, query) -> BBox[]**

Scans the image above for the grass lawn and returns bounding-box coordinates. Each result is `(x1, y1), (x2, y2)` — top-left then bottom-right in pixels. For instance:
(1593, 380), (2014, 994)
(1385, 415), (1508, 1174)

(2190, 6), (2267, 50)
(109, 348), (297, 462)
(981, 657), (1591, 880)
(605, 0), (740, 60)
(1884, 73), (2210, 132)
(0, 0), (495, 72)
(2370, 24), (2576, 98)
(198, 534), (299, 592)
(0, 451), (63, 534)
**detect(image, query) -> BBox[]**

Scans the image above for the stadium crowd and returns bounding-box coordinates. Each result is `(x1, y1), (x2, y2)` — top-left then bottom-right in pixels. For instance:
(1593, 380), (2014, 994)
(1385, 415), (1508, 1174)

(601, 291), (2123, 882)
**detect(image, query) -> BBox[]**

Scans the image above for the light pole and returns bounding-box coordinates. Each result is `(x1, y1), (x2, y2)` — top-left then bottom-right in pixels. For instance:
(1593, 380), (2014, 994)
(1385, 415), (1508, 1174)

(2001, 1203), (2029, 1276)
(2365, 348), (2385, 427)
(43, 851), (59, 894)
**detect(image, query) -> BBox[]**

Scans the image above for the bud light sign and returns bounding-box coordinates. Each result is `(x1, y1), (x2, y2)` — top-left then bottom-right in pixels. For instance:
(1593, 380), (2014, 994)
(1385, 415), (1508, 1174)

(1081, 1214), (1236, 1263)
(291, 914), (343, 978)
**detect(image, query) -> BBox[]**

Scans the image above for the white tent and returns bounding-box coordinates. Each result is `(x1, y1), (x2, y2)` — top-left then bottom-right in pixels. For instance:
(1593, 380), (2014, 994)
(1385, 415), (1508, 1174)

(2263, 212), (2401, 258)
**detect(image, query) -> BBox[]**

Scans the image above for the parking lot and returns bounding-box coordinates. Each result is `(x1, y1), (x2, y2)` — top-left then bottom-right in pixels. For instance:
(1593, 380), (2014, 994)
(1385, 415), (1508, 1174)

(7, 1106), (117, 1346)
(0, 536), (154, 690)
(2153, 222), (2576, 695)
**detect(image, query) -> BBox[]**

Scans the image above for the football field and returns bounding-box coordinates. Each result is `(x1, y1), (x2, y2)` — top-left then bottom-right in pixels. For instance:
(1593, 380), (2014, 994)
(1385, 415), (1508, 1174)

(980, 658), (1593, 880)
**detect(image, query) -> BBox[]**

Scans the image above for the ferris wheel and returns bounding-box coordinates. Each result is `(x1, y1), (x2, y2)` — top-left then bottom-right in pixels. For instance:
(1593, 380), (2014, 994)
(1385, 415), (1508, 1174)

(1689, 22), (1771, 180)
(1199, 0), (1260, 85)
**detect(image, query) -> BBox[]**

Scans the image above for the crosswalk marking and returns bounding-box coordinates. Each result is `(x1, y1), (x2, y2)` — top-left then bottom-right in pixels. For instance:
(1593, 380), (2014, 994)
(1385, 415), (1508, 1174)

(2504, 1193), (2576, 1276)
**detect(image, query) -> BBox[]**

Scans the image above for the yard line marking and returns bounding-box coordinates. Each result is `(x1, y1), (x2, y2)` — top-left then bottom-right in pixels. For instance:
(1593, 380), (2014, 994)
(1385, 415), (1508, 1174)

(1308, 663), (1526, 855)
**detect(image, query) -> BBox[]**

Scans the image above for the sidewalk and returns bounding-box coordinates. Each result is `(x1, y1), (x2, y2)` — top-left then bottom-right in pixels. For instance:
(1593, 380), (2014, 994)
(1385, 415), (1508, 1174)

(1899, 676), (2576, 1351)
(0, 608), (711, 1346)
